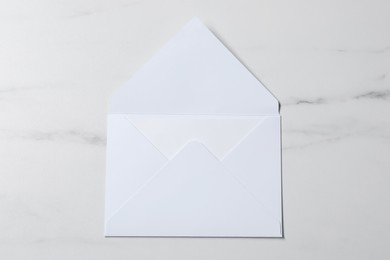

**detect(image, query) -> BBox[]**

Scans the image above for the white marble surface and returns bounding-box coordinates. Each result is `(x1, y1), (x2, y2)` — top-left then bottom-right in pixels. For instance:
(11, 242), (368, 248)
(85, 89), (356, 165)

(1, 0), (389, 259)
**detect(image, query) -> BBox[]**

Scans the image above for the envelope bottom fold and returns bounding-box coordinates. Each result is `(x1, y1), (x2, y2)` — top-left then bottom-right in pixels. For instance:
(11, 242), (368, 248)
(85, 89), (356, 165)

(105, 142), (281, 237)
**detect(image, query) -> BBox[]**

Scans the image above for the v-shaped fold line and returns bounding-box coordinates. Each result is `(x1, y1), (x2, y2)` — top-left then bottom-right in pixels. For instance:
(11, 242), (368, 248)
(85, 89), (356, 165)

(124, 116), (169, 160)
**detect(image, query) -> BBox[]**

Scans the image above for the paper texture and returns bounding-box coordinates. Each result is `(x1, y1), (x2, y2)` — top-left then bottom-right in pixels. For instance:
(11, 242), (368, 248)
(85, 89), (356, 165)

(105, 18), (282, 237)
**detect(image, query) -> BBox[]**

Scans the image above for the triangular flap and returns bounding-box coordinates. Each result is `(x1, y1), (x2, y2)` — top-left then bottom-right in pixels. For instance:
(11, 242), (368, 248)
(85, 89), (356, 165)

(109, 18), (279, 116)
(222, 116), (282, 221)
(105, 115), (167, 220)
(105, 141), (281, 237)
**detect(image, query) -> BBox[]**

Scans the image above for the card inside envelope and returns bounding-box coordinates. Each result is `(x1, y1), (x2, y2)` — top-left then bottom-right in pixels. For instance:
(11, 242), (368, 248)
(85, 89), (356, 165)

(105, 18), (282, 237)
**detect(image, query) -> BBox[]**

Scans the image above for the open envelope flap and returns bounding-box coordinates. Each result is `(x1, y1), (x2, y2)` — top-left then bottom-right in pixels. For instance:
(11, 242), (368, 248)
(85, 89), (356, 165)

(105, 142), (281, 237)
(109, 18), (279, 116)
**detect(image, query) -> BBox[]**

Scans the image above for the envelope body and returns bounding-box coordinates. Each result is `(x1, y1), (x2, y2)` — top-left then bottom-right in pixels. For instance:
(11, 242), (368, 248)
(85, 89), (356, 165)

(105, 18), (282, 237)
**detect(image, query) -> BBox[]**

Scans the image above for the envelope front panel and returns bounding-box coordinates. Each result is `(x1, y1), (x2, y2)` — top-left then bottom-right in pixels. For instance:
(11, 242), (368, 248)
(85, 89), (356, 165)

(105, 115), (282, 237)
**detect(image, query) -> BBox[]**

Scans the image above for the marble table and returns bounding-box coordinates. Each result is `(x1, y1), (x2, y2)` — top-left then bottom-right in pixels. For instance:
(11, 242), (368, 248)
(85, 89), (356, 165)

(1, 0), (389, 259)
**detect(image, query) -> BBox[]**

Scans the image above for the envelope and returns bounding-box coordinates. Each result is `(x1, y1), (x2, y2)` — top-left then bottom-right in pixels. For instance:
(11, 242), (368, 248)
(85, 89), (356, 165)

(105, 18), (282, 237)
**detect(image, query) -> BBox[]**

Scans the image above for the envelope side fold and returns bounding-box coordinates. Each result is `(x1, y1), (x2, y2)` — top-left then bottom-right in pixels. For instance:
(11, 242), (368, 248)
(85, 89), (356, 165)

(105, 141), (281, 237)
(105, 115), (167, 223)
(222, 116), (282, 223)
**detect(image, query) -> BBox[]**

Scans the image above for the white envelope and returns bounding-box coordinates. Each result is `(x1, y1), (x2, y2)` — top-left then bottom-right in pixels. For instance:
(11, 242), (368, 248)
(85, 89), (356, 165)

(105, 18), (282, 237)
